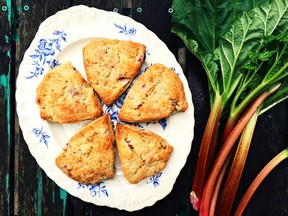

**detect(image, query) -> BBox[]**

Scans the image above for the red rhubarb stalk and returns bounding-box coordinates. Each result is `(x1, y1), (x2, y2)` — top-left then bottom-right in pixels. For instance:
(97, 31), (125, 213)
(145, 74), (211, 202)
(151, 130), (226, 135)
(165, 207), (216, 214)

(199, 85), (280, 216)
(209, 153), (232, 216)
(190, 93), (223, 210)
(234, 147), (288, 216)
(215, 111), (259, 216)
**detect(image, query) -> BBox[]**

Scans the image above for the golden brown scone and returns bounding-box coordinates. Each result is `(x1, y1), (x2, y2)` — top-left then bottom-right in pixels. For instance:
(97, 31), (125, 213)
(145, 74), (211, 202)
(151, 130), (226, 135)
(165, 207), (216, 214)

(55, 114), (115, 184)
(116, 123), (173, 184)
(36, 62), (103, 123)
(83, 38), (146, 105)
(118, 63), (188, 122)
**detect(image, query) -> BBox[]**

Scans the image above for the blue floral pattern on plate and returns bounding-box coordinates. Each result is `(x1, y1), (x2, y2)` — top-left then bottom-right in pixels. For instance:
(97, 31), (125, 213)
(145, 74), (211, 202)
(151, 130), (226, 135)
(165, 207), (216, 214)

(146, 118), (167, 130)
(78, 182), (109, 197)
(32, 127), (50, 148)
(26, 30), (67, 79)
(114, 23), (136, 39)
(146, 173), (162, 188)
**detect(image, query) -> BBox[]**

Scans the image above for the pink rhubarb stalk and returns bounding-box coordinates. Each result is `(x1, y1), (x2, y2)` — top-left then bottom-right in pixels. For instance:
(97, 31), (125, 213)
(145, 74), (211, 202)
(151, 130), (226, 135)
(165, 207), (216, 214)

(190, 93), (223, 210)
(199, 84), (280, 216)
(215, 111), (259, 216)
(209, 153), (232, 216)
(234, 147), (288, 216)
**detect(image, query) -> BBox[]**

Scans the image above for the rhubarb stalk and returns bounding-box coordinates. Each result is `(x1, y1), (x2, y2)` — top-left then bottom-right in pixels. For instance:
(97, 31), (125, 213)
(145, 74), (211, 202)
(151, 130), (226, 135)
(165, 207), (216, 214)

(199, 85), (280, 216)
(172, 0), (288, 213)
(234, 147), (288, 216)
(209, 153), (233, 216)
(215, 111), (259, 216)
(190, 93), (223, 210)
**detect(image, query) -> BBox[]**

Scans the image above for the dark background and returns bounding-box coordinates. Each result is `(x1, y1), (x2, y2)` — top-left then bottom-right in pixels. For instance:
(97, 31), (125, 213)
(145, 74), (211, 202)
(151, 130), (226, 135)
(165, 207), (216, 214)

(0, 0), (287, 215)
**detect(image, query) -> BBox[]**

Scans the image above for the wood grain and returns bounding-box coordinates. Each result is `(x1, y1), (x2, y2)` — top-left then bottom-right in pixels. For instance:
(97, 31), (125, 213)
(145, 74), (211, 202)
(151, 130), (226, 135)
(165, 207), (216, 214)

(0, 0), (14, 215)
(15, 1), (71, 215)
(2, 0), (287, 215)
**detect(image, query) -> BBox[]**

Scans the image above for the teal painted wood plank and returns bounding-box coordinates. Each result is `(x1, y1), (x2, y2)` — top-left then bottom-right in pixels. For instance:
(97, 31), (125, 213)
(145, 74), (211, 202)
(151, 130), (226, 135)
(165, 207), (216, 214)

(15, 1), (71, 216)
(0, 0), (14, 215)
(59, 188), (68, 216)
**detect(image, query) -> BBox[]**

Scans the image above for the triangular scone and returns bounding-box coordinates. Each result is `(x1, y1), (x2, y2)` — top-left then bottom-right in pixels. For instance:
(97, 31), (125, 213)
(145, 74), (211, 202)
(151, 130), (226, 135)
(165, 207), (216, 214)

(118, 63), (188, 122)
(83, 39), (146, 105)
(116, 123), (173, 184)
(36, 62), (103, 123)
(55, 114), (115, 184)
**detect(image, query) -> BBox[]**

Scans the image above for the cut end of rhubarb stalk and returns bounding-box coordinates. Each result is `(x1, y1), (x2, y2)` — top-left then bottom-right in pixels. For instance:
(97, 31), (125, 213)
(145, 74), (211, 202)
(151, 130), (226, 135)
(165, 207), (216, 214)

(190, 191), (200, 211)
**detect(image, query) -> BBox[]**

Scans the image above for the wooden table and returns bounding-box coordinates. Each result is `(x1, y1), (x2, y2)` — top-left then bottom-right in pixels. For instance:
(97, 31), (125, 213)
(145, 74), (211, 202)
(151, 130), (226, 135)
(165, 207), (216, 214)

(1, 0), (287, 215)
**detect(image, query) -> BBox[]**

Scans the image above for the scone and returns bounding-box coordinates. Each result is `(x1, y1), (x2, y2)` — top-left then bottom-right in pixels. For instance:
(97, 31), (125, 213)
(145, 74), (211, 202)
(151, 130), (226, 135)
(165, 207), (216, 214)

(55, 114), (115, 184)
(116, 123), (173, 184)
(118, 63), (188, 122)
(83, 38), (146, 105)
(36, 62), (103, 123)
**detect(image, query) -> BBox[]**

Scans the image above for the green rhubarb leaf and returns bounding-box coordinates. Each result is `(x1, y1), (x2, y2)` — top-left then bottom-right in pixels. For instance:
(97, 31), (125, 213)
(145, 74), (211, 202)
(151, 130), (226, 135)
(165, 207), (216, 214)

(230, 29), (288, 115)
(171, 0), (266, 99)
(262, 33), (288, 83)
(256, 0), (288, 35)
(171, 0), (265, 55)
(216, 0), (288, 101)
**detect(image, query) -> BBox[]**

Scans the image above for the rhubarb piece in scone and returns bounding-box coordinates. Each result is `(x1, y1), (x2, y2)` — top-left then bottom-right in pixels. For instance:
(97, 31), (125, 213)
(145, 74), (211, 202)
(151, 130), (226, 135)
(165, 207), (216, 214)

(36, 62), (103, 123)
(83, 38), (146, 105)
(118, 63), (188, 122)
(55, 114), (115, 184)
(116, 123), (173, 184)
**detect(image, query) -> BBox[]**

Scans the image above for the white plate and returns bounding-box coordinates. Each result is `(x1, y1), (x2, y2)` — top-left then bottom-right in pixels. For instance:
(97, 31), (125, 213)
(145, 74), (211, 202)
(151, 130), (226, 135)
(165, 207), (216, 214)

(16, 5), (195, 211)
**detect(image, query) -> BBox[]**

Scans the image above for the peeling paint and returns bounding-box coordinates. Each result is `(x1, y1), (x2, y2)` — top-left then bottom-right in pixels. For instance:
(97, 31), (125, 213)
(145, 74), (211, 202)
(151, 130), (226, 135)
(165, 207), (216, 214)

(60, 188), (67, 216)
(5, 0), (12, 27)
(5, 174), (10, 216)
(0, 51), (11, 147)
(14, 32), (19, 42)
(1, 0), (12, 210)
(5, 35), (10, 43)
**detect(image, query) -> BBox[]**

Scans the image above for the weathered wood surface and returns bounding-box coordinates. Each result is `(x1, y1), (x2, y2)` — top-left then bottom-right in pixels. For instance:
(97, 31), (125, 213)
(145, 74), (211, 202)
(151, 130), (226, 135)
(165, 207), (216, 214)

(0, 1), (14, 215)
(0, 0), (287, 215)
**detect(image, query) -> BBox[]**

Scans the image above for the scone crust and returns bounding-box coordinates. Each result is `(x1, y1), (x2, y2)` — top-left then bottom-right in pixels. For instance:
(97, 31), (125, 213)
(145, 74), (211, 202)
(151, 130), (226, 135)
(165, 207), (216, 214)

(116, 123), (173, 184)
(55, 114), (115, 184)
(83, 39), (146, 105)
(36, 62), (103, 123)
(118, 63), (188, 122)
